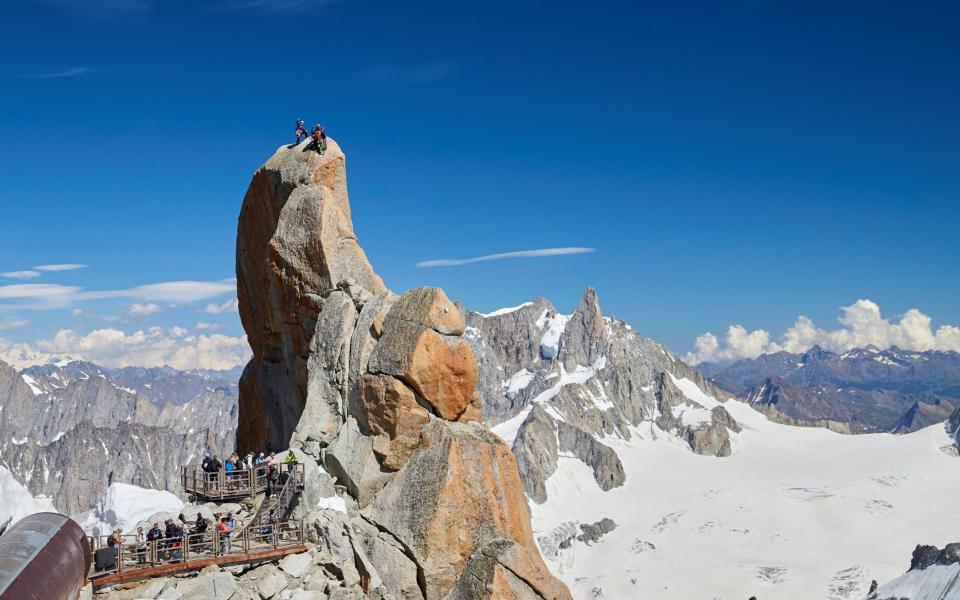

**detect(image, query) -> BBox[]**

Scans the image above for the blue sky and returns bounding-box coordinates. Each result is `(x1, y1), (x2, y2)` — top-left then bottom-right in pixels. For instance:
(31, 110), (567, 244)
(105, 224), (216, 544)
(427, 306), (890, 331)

(1, 0), (958, 368)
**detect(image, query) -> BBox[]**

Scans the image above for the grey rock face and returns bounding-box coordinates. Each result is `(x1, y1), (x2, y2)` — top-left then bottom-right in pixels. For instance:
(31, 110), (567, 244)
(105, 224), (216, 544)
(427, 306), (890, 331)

(911, 545), (943, 571)
(0, 359), (237, 515)
(511, 406), (558, 503)
(892, 398), (957, 434)
(556, 421), (625, 491)
(175, 570), (238, 600)
(323, 417), (393, 507)
(705, 346), (960, 433)
(465, 288), (739, 504)
(293, 290), (358, 449)
(576, 518), (616, 545)
(949, 406), (960, 451)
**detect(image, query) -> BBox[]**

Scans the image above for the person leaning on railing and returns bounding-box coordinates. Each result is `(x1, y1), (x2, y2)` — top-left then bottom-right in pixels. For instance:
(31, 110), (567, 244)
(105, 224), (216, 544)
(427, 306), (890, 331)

(135, 527), (147, 564)
(218, 517), (230, 553)
(108, 528), (122, 558)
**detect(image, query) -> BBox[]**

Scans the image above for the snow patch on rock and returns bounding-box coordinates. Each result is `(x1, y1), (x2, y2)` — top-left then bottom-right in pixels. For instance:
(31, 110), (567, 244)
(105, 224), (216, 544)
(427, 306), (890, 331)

(0, 466), (46, 533)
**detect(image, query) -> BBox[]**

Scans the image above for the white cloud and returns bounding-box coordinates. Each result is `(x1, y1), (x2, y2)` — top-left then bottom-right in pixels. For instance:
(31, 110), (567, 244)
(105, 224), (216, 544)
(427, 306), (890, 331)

(417, 247), (596, 268)
(0, 327), (251, 370)
(2, 271), (40, 280)
(196, 322), (218, 330)
(33, 263), (88, 271)
(126, 303), (162, 316)
(0, 279), (235, 311)
(685, 299), (960, 365)
(0, 320), (29, 331)
(202, 299), (240, 314)
(28, 67), (95, 79)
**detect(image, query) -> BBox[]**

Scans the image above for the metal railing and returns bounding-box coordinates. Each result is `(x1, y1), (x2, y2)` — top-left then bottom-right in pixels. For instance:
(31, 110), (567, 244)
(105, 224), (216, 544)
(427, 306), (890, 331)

(251, 462), (304, 529)
(181, 463), (303, 501)
(88, 520), (305, 579)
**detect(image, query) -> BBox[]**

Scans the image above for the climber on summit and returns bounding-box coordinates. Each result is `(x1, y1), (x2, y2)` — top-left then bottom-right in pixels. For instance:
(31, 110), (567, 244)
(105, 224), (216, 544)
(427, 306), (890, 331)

(295, 119), (307, 144)
(311, 124), (327, 155)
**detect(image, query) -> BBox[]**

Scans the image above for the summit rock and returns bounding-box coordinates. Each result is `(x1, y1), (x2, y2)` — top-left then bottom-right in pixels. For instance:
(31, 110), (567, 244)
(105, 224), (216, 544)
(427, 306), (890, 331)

(235, 138), (570, 600)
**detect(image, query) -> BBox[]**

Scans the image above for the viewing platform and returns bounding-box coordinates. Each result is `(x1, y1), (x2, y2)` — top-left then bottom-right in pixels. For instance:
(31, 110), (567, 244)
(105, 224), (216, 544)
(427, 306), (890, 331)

(181, 463), (304, 501)
(89, 461), (309, 589)
(88, 520), (307, 590)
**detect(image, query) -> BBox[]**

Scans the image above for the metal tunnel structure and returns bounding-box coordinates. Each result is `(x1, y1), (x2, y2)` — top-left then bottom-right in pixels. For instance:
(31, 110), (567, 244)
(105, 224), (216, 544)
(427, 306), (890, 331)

(0, 513), (91, 600)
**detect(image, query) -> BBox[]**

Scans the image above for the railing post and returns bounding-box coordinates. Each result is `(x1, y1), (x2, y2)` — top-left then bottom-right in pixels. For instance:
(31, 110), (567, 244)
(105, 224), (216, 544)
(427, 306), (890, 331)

(117, 545), (123, 574)
(243, 526), (250, 554)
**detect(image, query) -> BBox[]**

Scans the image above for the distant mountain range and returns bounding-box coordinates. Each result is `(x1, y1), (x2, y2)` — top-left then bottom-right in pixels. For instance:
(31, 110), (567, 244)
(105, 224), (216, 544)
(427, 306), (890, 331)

(0, 359), (238, 515)
(700, 345), (960, 433)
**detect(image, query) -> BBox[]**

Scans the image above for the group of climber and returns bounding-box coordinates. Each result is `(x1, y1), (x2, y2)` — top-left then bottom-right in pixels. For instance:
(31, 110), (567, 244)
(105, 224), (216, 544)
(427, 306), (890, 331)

(295, 119), (327, 154)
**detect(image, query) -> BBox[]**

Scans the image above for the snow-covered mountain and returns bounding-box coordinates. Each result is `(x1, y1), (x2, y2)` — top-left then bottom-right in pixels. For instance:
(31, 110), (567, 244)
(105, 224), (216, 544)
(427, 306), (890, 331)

(467, 292), (960, 599)
(701, 345), (960, 433)
(465, 289), (741, 504)
(0, 359), (238, 516)
(869, 543), (960, 599)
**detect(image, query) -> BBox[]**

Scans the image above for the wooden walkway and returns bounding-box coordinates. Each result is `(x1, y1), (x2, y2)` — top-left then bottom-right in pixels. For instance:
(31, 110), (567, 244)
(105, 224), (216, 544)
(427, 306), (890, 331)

(90, 462), (309, 589)
(90, 522), (308, 589)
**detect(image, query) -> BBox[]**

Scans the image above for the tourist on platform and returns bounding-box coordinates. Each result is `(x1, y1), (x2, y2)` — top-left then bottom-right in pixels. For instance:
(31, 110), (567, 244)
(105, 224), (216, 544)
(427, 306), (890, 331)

(135, 527), (147, 564)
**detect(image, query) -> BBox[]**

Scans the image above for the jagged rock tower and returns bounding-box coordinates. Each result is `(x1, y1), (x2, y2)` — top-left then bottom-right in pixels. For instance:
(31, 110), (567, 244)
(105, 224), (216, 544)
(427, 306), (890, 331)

(237, 138), (571, 600)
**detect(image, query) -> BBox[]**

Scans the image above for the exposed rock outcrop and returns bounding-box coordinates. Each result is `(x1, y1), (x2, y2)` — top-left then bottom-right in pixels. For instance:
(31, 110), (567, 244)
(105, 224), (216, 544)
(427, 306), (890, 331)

(235, 138), (570, 600)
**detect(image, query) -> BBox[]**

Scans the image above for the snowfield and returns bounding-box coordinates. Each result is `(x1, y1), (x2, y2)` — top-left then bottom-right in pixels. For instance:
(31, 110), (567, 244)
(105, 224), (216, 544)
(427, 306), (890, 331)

(0, 465), (46, 532)
(79, 482), (184, 536)
(530, 400), (960, 600)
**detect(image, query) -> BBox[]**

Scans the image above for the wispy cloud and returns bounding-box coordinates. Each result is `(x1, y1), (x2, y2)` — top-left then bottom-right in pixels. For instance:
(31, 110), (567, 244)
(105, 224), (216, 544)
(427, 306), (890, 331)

(417, 247), (596, 268)
(28, 67), (95, 79)
(359, 62), (457, 86)
(0, 320), (29, 331)
(0, 279), (235, 310)
(33, 263), (88, 272)
(2, 271), (41, 280)
(217, 0), (342, 13)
